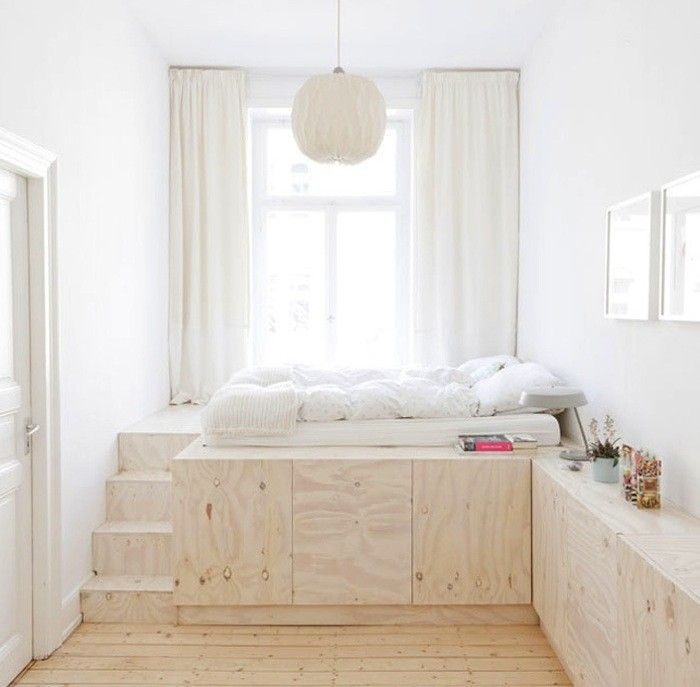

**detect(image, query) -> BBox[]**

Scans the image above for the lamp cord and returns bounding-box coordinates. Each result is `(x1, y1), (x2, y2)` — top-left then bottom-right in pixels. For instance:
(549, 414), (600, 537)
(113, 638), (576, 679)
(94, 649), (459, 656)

(336, 0), (342, 71)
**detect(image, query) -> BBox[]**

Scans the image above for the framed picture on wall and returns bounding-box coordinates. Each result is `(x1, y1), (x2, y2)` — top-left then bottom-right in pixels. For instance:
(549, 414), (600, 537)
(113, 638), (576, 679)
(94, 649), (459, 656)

(604, 191), (660, 320)
(660, 171), (700, 321)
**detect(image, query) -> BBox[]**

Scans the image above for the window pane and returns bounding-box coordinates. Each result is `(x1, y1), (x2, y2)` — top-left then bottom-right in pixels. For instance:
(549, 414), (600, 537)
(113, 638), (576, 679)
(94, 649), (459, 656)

(262, 211), (327, 364)
(335, 211), (397, 366)
(266, 125), (397, 197)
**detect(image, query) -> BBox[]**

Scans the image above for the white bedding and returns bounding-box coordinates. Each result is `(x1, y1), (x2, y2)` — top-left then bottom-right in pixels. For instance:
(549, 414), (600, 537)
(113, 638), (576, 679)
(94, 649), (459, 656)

(201, 356), (564, 440)
(204, 414), (561, 447)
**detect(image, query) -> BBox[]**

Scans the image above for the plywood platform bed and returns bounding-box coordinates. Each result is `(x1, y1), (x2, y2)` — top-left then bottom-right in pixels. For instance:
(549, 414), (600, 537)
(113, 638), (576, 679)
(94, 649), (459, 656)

(159, 359), (559, 625)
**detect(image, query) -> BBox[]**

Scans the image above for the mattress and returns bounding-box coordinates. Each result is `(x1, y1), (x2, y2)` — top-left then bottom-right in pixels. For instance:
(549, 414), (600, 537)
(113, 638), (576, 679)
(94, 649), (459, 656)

(203, 413), (560, 448)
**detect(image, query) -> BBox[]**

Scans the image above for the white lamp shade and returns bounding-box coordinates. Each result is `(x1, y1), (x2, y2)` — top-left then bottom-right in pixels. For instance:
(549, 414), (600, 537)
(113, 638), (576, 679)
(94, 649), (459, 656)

(291, 72), (387, 165)
(519, 386), (588, 409)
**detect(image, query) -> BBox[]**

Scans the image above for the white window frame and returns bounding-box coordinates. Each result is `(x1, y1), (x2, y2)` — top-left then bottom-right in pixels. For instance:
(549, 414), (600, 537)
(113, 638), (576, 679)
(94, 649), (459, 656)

(249, 108), (413, 366)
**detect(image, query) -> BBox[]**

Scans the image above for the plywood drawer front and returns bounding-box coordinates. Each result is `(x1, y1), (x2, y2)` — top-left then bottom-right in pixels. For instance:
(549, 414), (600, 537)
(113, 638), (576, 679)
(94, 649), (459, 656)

(292, 459), (412, 605)
(173, 459), (292, 605)
(413, 458), (531, 605)
(618, 538), (700, 687)
(532, 463), (567, 653)
(564, 496), (619, 686)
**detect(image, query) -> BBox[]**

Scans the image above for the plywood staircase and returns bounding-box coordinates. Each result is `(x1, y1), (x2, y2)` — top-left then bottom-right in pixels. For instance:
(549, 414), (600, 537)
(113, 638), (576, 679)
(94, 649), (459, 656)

(80, 423), (198, 623)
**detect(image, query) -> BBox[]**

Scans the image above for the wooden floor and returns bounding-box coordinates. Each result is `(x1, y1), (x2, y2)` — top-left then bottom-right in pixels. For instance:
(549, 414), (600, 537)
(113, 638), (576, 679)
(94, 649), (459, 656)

(14, 623), (571, 686)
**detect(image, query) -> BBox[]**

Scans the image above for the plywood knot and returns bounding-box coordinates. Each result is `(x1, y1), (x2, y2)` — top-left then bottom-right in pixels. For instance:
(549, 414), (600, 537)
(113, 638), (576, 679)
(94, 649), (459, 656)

(354, 481), (361, 487)
(685, 637), (691, 655)
(646, 598), (653, 613)
(174, 578), (180, 587)
(421, 506), (429, 514)
(261, 569), (270, 581)
(475, 577), (483, 588)
(259, 481), (266, 490)
(205, 503), (213, 520)
(213, 477), (221, 487)
(447, 583), (453, 590)
(105, 592), (113, 601)
(223, 565), (233, 580)
(415, 572), (423, 581)
(665, 596), (675, 625)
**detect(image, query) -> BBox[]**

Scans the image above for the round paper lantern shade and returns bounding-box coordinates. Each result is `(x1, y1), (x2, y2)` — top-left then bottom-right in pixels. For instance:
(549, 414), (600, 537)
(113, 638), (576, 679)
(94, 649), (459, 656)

(292, 72), (387, 165)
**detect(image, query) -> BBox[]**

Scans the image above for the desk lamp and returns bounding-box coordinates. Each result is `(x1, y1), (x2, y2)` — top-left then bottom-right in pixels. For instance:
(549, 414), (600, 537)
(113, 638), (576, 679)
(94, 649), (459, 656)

(519, 387), (588, 461)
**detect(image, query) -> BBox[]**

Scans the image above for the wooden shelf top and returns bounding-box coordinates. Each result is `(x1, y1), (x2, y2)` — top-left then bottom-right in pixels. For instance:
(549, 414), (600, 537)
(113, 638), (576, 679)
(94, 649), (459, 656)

(533, 454), (700, 538)
(622, 533), (700, 601)
(174, 439), (537, 462)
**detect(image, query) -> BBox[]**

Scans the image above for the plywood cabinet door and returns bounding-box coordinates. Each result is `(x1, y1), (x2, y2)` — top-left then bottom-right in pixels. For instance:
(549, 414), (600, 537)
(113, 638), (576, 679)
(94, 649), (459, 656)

(292, 459), (412, 604)
(413, 458), (531, 605)
(532, 464), (568, 654)
(618, 539), (700, 687)
(173, 459), (292, 605)
(564, 496), (619, 686)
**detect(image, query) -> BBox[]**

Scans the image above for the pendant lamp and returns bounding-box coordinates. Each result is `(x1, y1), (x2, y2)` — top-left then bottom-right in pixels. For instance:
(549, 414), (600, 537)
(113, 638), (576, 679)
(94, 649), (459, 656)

(291, 0), (387, 165)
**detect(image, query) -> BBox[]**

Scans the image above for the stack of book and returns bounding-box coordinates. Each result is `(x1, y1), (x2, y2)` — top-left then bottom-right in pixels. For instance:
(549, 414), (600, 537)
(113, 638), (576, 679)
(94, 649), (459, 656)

(457, 433), (538, 452)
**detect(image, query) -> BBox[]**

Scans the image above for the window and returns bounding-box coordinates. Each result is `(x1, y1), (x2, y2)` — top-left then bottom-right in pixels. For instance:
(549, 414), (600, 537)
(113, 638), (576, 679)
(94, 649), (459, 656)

(250, 108), (412, 367)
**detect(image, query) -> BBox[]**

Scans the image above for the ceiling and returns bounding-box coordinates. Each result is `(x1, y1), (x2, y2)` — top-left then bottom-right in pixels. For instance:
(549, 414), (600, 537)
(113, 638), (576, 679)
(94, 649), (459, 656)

(127, 0), (560, 73)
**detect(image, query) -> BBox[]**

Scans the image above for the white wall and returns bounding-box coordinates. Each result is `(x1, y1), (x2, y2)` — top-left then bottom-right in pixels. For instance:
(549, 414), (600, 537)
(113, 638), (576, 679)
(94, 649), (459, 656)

(519, 0), (700, 516)
(0, 0), (170, 612)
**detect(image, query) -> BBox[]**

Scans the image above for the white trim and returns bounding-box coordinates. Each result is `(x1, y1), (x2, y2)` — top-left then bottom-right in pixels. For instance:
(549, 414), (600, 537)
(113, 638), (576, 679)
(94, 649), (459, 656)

(247, 72), (420, 110)
(659, 169), (700, 322)
(603, 191), (660, 321)
(0, 126), (61, 660)
(60, 573), (91, 643)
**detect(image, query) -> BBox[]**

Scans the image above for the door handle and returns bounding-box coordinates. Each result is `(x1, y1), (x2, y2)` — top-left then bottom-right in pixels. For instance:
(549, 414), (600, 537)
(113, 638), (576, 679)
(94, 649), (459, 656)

(25, 422), (40, 454)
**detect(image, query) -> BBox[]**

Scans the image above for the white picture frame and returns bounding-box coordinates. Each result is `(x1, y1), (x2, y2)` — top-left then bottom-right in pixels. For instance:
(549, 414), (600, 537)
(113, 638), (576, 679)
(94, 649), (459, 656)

(659, 170), (700, 322)
(604, 191), (660, 320)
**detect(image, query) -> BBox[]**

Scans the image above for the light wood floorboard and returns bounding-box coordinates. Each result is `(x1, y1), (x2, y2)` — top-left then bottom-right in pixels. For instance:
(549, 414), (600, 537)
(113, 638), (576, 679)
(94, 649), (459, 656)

(16, 622), (571, 686)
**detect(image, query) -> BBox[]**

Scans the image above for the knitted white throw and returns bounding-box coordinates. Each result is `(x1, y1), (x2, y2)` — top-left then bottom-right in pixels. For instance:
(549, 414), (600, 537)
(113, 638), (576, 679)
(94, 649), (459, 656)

(201, 382), (300, 437)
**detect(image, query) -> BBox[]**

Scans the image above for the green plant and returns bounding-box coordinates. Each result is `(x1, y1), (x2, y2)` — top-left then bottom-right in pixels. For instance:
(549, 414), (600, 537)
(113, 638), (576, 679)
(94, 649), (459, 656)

(587, 415), (620, 466)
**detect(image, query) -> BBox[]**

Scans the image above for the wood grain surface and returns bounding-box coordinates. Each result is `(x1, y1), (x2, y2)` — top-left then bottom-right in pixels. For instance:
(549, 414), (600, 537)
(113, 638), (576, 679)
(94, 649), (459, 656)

(413, 458), (531, 605)
(15, 622), (572, 686)
(292, 459), (412, 604)
(173, 459), (292, 605)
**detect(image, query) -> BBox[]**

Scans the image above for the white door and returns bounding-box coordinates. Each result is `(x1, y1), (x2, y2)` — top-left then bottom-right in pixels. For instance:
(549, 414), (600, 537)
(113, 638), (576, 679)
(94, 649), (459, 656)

(0, 169), (33, 686)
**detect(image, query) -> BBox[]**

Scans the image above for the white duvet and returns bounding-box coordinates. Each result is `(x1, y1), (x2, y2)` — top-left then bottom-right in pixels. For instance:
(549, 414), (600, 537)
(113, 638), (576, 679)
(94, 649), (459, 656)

(201, 356), (564, 437)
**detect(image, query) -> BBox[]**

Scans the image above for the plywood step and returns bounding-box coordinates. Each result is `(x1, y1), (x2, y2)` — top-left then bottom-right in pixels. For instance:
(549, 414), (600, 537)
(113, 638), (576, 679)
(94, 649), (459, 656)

(80, 575), (175, 624)
(107, 471), (172, 521)
(118, 431), (198, 471)
(92, 521), (172, 576)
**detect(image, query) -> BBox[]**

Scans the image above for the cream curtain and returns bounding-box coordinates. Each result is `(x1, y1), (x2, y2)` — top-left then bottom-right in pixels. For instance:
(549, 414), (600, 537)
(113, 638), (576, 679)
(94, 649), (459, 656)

(169, 69), (249, 404)
(413, 71), (519, 366)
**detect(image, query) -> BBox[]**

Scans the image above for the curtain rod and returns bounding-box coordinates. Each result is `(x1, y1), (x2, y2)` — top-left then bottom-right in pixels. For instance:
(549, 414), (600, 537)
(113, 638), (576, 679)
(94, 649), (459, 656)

(169, 66), (521, 74)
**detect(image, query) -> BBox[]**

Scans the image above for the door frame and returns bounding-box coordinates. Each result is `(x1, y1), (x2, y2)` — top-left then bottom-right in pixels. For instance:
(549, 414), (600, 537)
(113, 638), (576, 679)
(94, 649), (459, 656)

(0, 127), (61, 659)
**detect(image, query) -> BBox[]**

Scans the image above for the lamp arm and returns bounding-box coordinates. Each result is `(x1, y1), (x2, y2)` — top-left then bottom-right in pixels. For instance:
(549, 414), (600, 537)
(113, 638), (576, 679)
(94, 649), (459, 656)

(573, 407), (588, 452)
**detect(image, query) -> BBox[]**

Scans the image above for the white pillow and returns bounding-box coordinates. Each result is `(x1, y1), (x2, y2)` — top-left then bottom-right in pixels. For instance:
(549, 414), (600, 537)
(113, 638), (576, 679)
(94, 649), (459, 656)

(464, 361), (505, 386)
(472, 362), (561, 413)
(458, 355), (520, 376)
(401, 367), (469, 385)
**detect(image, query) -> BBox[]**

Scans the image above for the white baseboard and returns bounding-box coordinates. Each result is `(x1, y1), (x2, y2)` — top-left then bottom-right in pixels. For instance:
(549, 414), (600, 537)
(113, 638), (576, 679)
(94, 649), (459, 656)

(60, 573), (92, 642)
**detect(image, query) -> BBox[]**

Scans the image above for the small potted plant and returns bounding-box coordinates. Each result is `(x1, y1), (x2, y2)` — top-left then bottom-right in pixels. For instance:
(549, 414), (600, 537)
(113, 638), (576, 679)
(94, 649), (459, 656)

(587, 415), (620, 483)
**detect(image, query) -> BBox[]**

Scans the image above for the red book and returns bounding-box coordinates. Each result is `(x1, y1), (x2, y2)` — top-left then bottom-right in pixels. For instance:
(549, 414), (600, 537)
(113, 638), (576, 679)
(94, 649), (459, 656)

(458, 434), (514, 452)
(473, 441), (513, 452)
